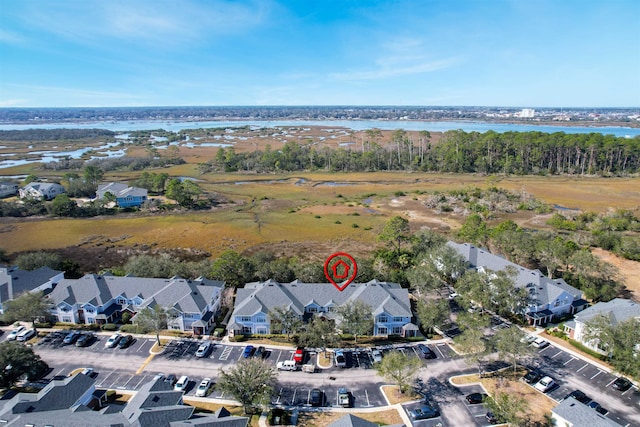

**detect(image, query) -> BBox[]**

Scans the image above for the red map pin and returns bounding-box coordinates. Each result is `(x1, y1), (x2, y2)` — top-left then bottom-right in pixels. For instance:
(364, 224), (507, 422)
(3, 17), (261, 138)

(324, 252), (358, 292)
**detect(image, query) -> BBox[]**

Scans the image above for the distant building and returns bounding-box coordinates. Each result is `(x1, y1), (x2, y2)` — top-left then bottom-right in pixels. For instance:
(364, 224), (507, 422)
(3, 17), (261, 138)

(96, 182), (148, 208)
(228, 279), (417, 338)
(519, 108), (535, 118)
(19, 182), (65, 200)
(0, 181), (19, 198)
(448, 242), (588, 325)
(564, 298), (640, 354)
(0, 266), (64, 314)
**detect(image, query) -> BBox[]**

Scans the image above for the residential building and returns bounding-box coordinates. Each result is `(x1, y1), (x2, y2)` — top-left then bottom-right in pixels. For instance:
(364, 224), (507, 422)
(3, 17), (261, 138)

(448, 242), (588, 326)
(551, 397), (623, 427)
(0, 266), (64, 314)
(47, 274), (224, 334)
(19, 182), (66, 200)
(564, 298), (640, 354)
(328, 413), (405, 427)
(96, 182), (148, 208)
(0, 374), (248, 427)
(0, 181), (19, 198)
(228, 279), (417, 338)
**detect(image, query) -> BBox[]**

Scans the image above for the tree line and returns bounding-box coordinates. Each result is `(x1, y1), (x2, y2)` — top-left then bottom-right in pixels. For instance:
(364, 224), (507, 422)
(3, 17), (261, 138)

(202, 130), (640, 175)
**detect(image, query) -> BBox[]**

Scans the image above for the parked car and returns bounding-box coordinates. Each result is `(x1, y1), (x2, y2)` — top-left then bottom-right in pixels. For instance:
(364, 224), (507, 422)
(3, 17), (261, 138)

(195, 341), (212, 358)
(523, 369), (543, 384)
(195, 378), (211, 397)
(254, 346), (265, 359)
(532, 337), (549, 349)
(416, 343), (436, 359)
(63, 331), (82, 345)
(612, 377), (632, 391)
(564, 389), (591, 404)
(534, 376), (555, 393)
(174, 375), (189, 393)
(409, 403), (440, 420)
(310, 388), (324, 407)
(338, 388), (350, 407)
(16, 328), (36, 342)
(153, 373), (164, 381)
(276, 360), (299, 371)
(164, 374), (177, 386)
(293, 347), (304, 364)
(242, 345), (254, 358)
(334, 350), (346, 368)
(75, 333), (94, 347)
(118, 334), (134, 349)
(80, 367), (94, 377)
(465, 392), (487, 404)
(6, 325), (26, 341)
(371, 349), (383, 363)
(105, 333), (121, 348)
(486, 412), (499, 424)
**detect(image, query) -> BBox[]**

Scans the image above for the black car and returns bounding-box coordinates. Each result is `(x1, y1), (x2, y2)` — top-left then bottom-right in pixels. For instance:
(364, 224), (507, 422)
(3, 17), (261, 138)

(310, 388), (324, 407)
(564, 389), (591, 405)
(588, 401), (608, 415)
(164, 374), (177, 386)
(486, 412), (500, 424)
(523, 370), (543, 384)
(118, 334), (134, 349)
(465, 392), (487, 404)
(255, 346), (265, 359)
(75, 333), (94, 347)
(612, 377), (632, 391)
(416, 343), (436, 359)
(409, 404), (440, 420)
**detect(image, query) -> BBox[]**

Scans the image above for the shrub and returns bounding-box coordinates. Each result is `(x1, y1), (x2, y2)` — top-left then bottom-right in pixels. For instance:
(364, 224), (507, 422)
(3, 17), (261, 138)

(394, 191), (406, 197)
(101, 323), (118, 331)
(120, 324), (141, 333)
(230, 334), (247, 342)
(334, 220), (342, 224)
(351, 223), (359, 228)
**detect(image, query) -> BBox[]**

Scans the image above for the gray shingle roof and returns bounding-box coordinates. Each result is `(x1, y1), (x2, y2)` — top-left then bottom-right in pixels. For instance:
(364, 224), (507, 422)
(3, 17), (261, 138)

(552, 398), (623, 426)
(48, 274), (224, 314)
(0, 266), (62, 304)
(233, 279), (411, 319)
(574, 298), (640, 326)
(328, 414), (380, 427)
(447, 241), (583, 307)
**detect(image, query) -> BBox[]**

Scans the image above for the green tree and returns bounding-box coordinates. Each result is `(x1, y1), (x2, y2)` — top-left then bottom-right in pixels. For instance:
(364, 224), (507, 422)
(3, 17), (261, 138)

(491, 326), (534, 374)
(217, 359), (277, 414)
(583, 315), (640, 377)
(484, 391), (529, 426)
(49, 194), (77, 216)
(415, 299), (449, 335)
(2, 291), (51, 332)
(378, 216), (410, 253)
(134, 305), (175, 346)
(83, 165), (104, 192)
(15, 251), (63, 271)
(375, 350), (423, 394)
(166, 178), (202, 207)
(408, 243), (466, 294)
(565, 250), (622, 301)
(0, 341), (50, 388)
(336, 300), (373, 343)
(458, 214), (488, 247)
(268, 306), (303, 339)
(453, 327), (488, 373)
(210, 250), (254, 288)
(298, 317), (340, 355)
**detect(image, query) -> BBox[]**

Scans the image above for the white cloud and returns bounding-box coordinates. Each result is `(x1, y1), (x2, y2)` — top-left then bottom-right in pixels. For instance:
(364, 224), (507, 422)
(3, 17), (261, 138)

(0, 99), (28, 107)
(0, 29), (26, 45)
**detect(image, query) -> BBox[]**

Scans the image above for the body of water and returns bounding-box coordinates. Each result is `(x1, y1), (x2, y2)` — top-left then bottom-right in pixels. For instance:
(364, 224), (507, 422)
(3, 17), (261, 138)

(0, 119), (638, 137)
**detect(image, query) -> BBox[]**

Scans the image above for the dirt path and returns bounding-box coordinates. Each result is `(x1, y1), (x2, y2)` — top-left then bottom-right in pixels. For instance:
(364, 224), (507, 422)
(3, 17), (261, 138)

(592, 248), (640, 301)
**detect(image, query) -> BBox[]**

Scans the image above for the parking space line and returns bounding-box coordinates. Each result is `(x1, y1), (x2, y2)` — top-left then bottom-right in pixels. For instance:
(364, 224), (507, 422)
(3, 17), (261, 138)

(551, 350), (563, 358)
(275, 387), (283, 405)
(563, 356), (576, 366)
(219, 346), (232, 361)
(591, 370), (603, 380)
(96, 371), (116, 387)
(605, 378), (617, 387)
(292, 388), (297, 405)
(364, 390), (371, 407)
(54, 367), (66, 377)
(435, 344), (446, 358)
(135, 340), (147, 352)
(134, 375), (147, 390)
(576, 363), (589, 373)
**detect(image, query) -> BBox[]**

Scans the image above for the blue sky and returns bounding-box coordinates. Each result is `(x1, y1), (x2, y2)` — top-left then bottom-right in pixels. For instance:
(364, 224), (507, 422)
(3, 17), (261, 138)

(1, 0), (638, 108)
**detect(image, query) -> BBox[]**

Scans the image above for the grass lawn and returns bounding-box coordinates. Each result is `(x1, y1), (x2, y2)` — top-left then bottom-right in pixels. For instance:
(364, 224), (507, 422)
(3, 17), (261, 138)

(381, 385), (422, 405)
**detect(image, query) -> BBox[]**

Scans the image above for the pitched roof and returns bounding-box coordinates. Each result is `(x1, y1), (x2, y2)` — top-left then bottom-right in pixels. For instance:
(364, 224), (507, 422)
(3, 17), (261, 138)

(447, 241), (583, 307)
(233, 279), (411, 318)
(574, 298), (640, 326)
(327, 414), (405, 427)
(98, 182), (147, 198)
(552, 398), (623, 426)
(0, 266), (62, 303)
(48, 274), (224, 314)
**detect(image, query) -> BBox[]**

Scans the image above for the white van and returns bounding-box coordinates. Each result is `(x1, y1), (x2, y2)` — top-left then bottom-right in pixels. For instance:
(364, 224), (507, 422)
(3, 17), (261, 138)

(174, 375), (189, 393)
(277, 360), (299, 371)
(16, 328), (36, 342)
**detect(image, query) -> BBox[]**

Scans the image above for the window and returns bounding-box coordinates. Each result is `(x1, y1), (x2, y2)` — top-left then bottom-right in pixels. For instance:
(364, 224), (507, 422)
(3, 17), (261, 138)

(392, 327), (402, 335)
(256, 316), (266, 323)
(378, 315), (388, 323)
(85, 307), (95, 313)
(62, 317), (72, 323)
(239, 316), (251, 322)
(307, 306), (318, 313)
(61, 306), (69, 312)
(242, 326), (252, 334)
(87, 318), (95, 324)
(117, 297), (126, 305)
(327, 306), (336, 312)
(393, 316), (403, 322)
(378, 327), (388, 335)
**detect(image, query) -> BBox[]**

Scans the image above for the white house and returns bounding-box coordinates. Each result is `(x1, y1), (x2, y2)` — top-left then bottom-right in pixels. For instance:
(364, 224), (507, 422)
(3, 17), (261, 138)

(551, 396), (623, 427)
(47, 274), (225, 335)
(0, 181), (19, 198)
(19, 182), (65, 200)
(228, 279), (417, 338)
(563, 298), (640, 354)
(448, 242), (588, 325)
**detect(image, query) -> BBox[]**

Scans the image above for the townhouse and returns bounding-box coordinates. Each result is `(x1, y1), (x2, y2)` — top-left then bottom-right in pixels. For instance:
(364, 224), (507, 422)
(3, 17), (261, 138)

(47, 274), (225, 335)
(448, 242), (588, 325)
(0, 266), (64, 314)
(228, 279), (417, 338)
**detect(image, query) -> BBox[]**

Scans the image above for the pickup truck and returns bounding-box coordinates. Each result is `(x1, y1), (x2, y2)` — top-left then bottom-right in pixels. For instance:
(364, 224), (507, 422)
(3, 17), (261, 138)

(338, 388), (350, 407)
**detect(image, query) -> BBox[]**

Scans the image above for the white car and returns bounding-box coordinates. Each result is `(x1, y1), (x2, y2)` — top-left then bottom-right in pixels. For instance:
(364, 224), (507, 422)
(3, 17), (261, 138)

(174, 375), (189, 393)
(276, 360), (299, 371)
(371, 349), (383, 363)
(195, 341), (212, 358)
(6, 325), (26, 341)
(534, 376), (555, 393)
(16, 328), (36, 342)
(195, 378), (211, 397)
(105, 333), (121, 348)
(532, 338), (549, 349)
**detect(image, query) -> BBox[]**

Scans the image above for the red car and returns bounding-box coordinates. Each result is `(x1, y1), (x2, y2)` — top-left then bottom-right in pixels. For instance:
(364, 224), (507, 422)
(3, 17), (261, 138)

(293, 347), (304, 364)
